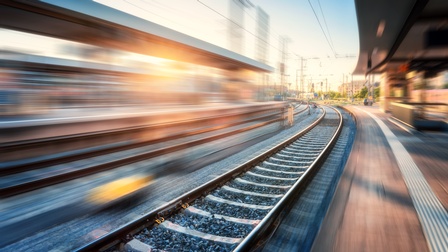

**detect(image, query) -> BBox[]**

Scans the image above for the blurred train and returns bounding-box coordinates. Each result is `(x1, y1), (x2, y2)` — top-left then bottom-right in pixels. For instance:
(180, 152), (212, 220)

(86, 174), (155, 206)
(0, 29), (280, 210)
(0, 50), (265, 116)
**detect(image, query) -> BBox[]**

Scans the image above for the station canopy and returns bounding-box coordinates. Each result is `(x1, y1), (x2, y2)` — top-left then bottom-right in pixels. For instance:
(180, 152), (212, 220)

(353, 0), (448, 77)
(0, 0), (273, 73)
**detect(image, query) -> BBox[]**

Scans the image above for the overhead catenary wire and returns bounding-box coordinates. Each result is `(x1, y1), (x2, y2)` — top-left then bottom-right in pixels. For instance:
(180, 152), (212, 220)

(196, 0), (280, 52)
(317, 0), (336, 55)
(125, 0), (292, 64)
(235, 0), (286, 48)
(122, 0), (188, 29)
(307, 0), (337, 57)
(122, 0), (276, 57)
(141, 0), (213, 24)
(237, 1), (293, 64)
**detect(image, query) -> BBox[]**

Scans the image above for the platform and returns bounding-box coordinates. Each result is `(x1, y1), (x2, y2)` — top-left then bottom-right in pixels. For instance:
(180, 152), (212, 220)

(312, 104), (448, 252)
(0, 102), (287, 143)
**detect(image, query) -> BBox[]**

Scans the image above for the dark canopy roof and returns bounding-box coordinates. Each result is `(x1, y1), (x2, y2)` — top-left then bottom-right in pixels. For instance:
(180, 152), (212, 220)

(353, 0), (448, 76)
(0, 0), (273, 73)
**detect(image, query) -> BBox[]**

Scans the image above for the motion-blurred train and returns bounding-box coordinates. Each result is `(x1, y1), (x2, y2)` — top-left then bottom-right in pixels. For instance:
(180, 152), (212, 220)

(0, 29), (277, 208)
(0, 50), (263, 116)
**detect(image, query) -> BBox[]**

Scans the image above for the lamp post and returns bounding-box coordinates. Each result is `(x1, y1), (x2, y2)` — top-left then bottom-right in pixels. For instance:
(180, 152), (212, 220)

(295, 69), (299, 99)
(283, 74), (290, 99)
(351, 73), (354, 102)
(292, 54), (321, 100)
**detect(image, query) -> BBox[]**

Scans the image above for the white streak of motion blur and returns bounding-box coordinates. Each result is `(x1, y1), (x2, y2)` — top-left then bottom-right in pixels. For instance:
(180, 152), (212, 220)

(0, 29), (266, 117)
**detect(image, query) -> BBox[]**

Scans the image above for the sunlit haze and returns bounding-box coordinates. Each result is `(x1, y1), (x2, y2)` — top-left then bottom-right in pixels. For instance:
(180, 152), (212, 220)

(1, 1), (447, 251)
(94, 0), (361, 89)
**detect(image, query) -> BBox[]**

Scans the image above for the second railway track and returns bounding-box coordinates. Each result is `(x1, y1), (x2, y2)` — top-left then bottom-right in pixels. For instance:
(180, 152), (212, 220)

(1, 104), (309, 197)
(1, 103), (319, 250)
(77, 105), (343, 252)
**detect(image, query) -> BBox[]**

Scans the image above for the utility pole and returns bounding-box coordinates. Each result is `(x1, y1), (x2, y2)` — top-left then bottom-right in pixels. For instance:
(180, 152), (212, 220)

(279, 36), (290, 98)
(300, 57), (304, 99)
(351, 73), (354, 102)
(295, 69), (299, 99)
(310, 77), (313, 92)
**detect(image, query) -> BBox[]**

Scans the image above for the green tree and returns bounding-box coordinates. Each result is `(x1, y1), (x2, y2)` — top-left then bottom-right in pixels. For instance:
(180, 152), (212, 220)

(326, 91), (341, 99)
(374, 87), (380, 98)
(354, 87), (368, 98)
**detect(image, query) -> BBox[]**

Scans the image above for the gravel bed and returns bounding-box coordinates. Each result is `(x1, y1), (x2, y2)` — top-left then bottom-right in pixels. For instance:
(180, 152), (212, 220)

(294, 135), (325, 140)
(299, 138), (325, 143)
(260, 162), (308, 171)
(258, 164), (306, 173)
(211, 189), (281, 206)
(192, 197), (269, 220)
(260, 107), (355, 252)
(240, 173), (296, 186)
(286, 145), (323, 151)
(271, 154), (315, 162)
(168, 212), (253, 238)
(1, 104), (322, 252)
(292, 140), (327, 146)
(135, 226), (236, 252)
(282, 148), (322, 155)
(265, 158), (312, 167)
(299, 135), (331, 140)
(251, 168), (301, 179)
(227, 181), (288, 195)
(303, 128), (336, 137)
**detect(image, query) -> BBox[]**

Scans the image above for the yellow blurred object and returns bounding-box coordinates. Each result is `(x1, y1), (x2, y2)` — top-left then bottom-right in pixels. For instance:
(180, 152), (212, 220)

(87, 175), (154, 205)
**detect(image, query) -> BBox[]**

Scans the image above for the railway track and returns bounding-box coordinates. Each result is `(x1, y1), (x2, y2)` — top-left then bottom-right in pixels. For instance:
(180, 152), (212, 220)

(0, 105), (289, 173)
(77, 105), (342, 252)
(1, 104), (309, 198)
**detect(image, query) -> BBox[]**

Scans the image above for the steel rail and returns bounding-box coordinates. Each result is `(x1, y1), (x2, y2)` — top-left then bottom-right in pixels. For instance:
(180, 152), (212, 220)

(0, 106), (284, 176)
(233, 106), (343, 251)
(74, 106), (328, 252)
(0, 114), (286, 197)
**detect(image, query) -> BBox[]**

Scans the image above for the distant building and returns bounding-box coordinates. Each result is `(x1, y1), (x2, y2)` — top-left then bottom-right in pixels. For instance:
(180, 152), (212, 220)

(256, 7), (269, 64)
(227, 0), (246, 54)
(338, 80), (367, 97)
(409, 70), (448, 103)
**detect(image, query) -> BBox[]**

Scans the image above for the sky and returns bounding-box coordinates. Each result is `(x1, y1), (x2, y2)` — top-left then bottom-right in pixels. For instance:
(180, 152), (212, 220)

(253, 0), (359, 57)
(95, 0), (362, 89)
(0, 0), (363, 91)
(250, 0), (362, 87)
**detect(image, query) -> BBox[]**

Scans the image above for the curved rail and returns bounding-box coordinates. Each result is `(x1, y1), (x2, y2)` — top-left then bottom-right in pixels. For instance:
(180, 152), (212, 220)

(75, 106), (341, 251)
(0, 113), (284, 197)
(0, 106), (284, 175)
(0, 103), (310, 198)
(234, 106), (343, 251)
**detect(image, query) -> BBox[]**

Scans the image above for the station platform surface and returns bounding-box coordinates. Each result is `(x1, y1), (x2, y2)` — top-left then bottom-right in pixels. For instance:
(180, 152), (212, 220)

(0, 102), (285, 143)
(312, 104), (448, 252)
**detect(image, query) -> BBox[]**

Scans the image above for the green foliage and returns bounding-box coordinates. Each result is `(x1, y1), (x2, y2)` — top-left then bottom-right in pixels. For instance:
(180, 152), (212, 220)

(374, 87), (380, 98)
(414, 81), (423, 90)
(354, 87), (368, 98)
(327, 91), (342, 99)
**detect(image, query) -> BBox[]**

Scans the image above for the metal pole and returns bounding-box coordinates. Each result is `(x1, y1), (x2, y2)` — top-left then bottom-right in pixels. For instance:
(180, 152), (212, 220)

(295, 69), (298, 99)
(372, 74), (375, 102)
(300, 57), (304, 100)
(351, 73), (354, 102)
